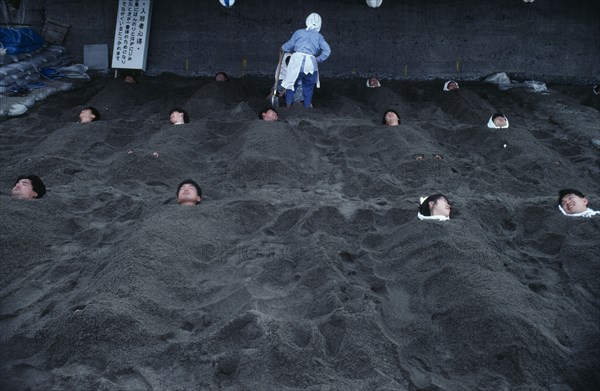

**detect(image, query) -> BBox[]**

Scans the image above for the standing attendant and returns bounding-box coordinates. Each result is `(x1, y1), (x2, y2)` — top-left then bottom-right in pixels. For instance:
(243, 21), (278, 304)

(281, 13), (331, 108)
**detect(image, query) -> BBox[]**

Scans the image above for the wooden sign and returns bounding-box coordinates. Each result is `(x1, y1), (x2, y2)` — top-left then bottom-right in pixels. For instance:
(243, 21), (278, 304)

(111, 0), (152, 70)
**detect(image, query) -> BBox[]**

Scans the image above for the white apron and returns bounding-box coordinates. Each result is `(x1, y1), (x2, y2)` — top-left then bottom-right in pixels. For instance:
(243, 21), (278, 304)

(281, 52), (320, 91)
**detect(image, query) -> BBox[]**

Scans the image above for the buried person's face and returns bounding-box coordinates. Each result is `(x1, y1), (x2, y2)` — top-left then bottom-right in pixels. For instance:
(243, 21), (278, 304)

(493, 115), (507, 128)
(447, 81), (458, 90)
(170, 111), (185, 125)
(79, 109), (95, 123)
(384, 111), (400, 126)
(262, 109), (279, 121)
(11, 179), (38, 200)
(561, 193), (588, 214)
(369, 78), (379, 87)
(177, 183), (201, 205)
(429, 197), (451, 218)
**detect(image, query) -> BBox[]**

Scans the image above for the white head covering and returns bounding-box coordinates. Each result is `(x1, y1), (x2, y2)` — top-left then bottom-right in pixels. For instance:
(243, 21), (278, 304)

(443, 80), (459, 91)
(487, 114), (509, 129)
(305, 13), (322, 32)
(417, 196), (450, 221)
(558, 205), (599, 218)
(366, 78), (381, 88)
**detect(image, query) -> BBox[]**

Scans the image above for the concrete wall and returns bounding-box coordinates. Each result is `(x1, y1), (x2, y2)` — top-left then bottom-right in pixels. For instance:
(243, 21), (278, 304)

(22, 0), (600, 81)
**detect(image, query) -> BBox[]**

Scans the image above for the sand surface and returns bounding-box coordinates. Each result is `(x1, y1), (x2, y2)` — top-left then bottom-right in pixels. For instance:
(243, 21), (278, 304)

(1, 75), (599, 390)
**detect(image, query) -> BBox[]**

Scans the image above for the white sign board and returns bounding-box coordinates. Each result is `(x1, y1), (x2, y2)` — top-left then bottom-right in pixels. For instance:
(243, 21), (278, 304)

(111, 0), (152, 70)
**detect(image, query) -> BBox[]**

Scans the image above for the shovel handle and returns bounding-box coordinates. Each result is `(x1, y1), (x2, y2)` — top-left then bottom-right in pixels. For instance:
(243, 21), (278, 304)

(273, 50), (284, 91)
(270, 51), (285, 107)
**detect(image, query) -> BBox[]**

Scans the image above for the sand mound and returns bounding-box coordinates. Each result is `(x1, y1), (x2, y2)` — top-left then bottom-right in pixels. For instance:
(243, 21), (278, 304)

(1, 75), (599, 390)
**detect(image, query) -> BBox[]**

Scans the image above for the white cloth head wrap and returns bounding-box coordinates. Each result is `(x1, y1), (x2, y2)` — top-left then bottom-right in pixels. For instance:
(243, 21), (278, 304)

(417, 196), (450, 221)
(558, 205), (599, 218)
(366, 78), (381, 88)
(443, 80), (459, 91)
(305, 13), (322, 32)
(487, 115), (509, 129)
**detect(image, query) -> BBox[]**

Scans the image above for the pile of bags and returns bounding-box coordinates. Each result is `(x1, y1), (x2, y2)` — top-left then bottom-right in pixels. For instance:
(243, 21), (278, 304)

(1, 28), (89, 118)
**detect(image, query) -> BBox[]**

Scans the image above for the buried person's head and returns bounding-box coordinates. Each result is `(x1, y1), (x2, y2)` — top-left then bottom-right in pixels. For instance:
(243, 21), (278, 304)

(176, 179), (202, 206)
(488, 112), (509, 128)
(419, 194), (451, 219)
(366, 77), (381, 88)
(443, 80), (459, 91)
(169, 107), (189, 125)
(79, 106), (100, 123)
(382, 109), (401, 126)
(259, 107), (279, 121)
(215, 72), (229, 82)
(12, 175), (46, 200)
(123, 74), (137, 84)
(558, 188), (589, 215)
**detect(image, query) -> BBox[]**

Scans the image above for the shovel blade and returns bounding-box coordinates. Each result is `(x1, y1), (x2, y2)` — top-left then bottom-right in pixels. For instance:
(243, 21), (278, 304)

(270, 93), (279, 108)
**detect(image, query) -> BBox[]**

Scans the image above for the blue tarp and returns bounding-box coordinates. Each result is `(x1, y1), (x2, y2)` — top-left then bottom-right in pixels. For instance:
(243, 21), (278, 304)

(0, 28), (44, 55)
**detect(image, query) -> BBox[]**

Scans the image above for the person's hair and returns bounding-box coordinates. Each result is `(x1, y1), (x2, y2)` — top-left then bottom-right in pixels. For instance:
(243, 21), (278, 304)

(84, 106), (101, 121)
(558, 188), (585, 205)
(259, 107), (277, 120)
(382, 109), (401, 125)
(170, 107), (189, 124)
(419, 193), (448, 216)
(177, 179), (202, 203)
(492, 112), (505, 121)
(14, 174), (46, 198)
(122, 74), (137, 83)
(215, 72), (229, 81)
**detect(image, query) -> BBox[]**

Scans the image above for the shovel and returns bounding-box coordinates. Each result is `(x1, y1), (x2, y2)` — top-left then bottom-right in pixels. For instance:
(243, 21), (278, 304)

(270, 51), (284, 108)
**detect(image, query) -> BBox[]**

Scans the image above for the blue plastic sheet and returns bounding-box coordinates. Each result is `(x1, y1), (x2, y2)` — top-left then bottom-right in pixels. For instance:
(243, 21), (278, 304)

(0, 28), (44, 55)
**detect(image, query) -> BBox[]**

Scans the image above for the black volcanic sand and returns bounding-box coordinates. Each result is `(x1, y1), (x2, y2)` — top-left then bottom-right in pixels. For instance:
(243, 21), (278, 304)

(1, 75), (599, 391)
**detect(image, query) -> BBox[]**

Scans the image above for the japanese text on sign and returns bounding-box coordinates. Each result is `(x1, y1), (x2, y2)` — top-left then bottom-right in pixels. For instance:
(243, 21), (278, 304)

(111, 0), (152, 70)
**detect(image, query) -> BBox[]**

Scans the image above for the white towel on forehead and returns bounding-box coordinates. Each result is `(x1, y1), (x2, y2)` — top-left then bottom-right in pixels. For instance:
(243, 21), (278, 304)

(305, 13), (322, 32)
(558, 205), (599, 218)
(417, 212), (450, 221)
